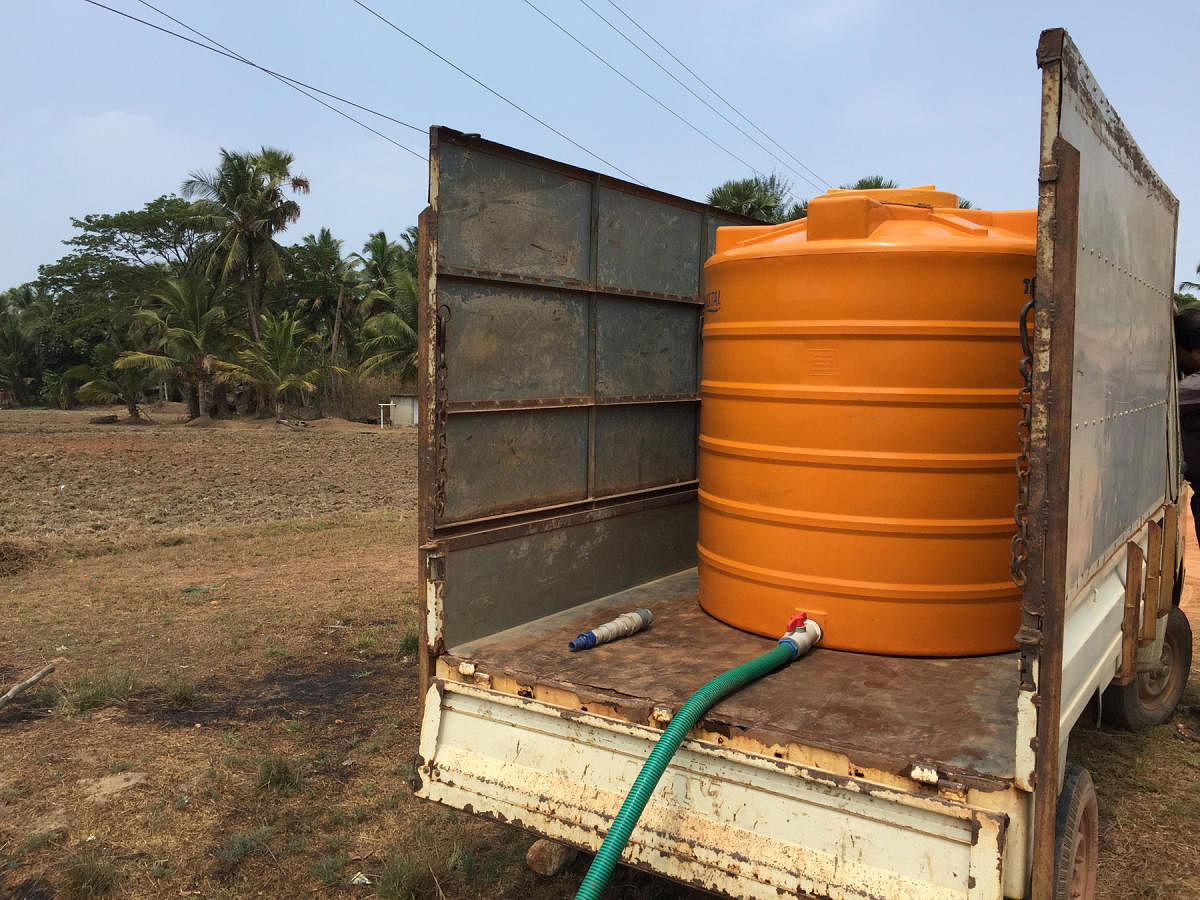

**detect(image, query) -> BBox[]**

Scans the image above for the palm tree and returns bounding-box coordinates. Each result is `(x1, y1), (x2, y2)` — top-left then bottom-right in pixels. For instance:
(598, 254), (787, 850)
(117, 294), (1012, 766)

(115, 276), (227, 419)
(218, 310), (335, 420)
(291, 227), (357, 363)
(841, 175), (899, 190)
(708, 174), (808, 224)
(357, 281), (418, 381)
(348, 230), (416, 320)
(183, 147), (310, 341)
(1181, 260), (1200, 298)
(66, 337), (158, 422)
(345, 230), (419, 380)
(0, 304), (38, 405)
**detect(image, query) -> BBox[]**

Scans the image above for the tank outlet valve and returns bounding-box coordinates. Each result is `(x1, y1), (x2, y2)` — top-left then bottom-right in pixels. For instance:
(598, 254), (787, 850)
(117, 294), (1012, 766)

(568, 608), (654, 651)
(779, 613), (823, 660)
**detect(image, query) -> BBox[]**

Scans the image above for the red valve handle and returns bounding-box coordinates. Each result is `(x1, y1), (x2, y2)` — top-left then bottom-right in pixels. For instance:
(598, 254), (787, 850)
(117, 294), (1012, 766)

(786, 613), (808, 632)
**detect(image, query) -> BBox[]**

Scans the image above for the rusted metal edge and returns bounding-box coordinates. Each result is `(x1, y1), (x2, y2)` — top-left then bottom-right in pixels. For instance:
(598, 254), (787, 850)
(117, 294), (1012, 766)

(587, 175), (601, 500)
(437, 266), (706, 307)
(1035, 27), (1065, 66)
(432, 126), (763, 225)
(445, 395), (699, 414)
(1141, 519), (1165, 646)
(1161, 504), (1180, 614)
(1027, 132), (1080, 900)
(436, 659), (1016, 795)
(1118, 542), (1146, 683)
(428, 485), (697, 552)
(1052, 31), (1178, 210)
(417, 200), (438, 701)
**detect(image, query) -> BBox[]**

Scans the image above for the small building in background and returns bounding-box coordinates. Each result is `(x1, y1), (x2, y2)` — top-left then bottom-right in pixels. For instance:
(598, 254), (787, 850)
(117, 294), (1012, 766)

(389, 393), (418, 427)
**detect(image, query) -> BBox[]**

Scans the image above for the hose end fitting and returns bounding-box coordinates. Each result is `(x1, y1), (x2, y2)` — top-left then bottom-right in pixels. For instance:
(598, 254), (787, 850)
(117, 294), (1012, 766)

(568, 631), (597, 651)
(778, 614), (823, 660)
(568, 608), (653, 652)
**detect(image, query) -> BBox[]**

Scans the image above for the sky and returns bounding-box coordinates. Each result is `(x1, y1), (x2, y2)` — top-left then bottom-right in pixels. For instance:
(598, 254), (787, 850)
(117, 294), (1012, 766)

(3, 0), (1198, 291)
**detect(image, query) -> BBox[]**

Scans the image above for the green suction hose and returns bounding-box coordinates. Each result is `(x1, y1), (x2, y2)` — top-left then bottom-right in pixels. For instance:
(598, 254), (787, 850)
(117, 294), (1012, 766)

(574, 617), (821, 899)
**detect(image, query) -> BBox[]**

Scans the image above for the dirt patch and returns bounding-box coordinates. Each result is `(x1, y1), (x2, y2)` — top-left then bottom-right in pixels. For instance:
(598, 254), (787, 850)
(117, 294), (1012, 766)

(0, 541), (34, 577)
(0, 410), (702, 899)
(124, 661), (417, 729)
(0, 403), (416, 555)
(4, 877), (55, 900)
(77, 772), (147, 804)
(1070, 500), (1200, 899)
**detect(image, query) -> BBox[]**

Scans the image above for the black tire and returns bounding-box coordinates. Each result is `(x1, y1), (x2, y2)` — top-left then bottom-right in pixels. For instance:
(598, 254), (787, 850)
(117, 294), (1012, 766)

(1101, 606), (1192, 730)
(1053, 764), (1099, 900)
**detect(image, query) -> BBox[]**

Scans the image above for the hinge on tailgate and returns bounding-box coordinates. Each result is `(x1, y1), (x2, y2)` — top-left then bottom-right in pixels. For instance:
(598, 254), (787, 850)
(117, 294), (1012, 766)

(1015, 622), (1041, 692)
(426, 554), (445, 582)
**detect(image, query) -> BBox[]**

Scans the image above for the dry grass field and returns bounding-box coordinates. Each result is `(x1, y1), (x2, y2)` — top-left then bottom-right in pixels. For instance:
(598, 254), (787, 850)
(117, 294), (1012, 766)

(1, 404), (1198, 898)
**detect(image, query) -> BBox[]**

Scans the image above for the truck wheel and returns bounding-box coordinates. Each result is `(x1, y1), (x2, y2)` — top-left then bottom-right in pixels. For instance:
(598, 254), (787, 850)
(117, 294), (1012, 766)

(1101, 606), (1192, 730)
(1053, 764), (1098, 900)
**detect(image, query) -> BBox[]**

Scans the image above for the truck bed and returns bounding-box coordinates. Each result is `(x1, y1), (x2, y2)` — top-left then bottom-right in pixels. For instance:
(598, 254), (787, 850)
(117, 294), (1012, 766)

(446, 569), (1018, 786)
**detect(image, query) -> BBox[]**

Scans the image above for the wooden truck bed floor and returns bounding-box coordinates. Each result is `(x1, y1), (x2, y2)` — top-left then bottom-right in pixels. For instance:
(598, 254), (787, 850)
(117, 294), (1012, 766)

(446, 569), (1019, 785)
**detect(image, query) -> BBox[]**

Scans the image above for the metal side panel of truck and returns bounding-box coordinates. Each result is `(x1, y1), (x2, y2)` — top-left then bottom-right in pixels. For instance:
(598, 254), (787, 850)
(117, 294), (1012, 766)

(412, 29), (1181, 899)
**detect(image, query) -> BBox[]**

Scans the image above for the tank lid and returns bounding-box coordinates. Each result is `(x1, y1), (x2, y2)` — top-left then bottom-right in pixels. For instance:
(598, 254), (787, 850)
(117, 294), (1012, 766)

(823, 184), (959, 208)
(807, 185), (962, 243)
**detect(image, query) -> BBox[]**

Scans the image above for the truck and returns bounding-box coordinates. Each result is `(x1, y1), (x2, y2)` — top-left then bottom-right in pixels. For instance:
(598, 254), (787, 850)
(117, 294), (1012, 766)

(411, 28), (1189, 898)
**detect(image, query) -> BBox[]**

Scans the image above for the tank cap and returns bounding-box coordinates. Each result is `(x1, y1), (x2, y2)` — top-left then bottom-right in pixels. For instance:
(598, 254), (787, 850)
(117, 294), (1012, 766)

(823, 185), (959, 207)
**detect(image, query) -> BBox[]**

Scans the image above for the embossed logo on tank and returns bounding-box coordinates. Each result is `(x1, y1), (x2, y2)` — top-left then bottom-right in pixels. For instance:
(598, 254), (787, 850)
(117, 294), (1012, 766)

(808, 348), (836, 376)
(703, 289), (721, 313)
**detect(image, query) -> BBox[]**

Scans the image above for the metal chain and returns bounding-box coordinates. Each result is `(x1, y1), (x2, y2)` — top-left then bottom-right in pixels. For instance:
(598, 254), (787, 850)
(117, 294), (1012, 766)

(1010, 297), (1036, 586)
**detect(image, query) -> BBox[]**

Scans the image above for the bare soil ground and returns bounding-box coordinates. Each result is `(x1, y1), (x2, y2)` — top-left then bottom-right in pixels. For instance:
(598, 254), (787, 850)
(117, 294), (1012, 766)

(1072, 509), (1200, 899)
(0, 405), (700, 900)
(1, 404), (1197, 898)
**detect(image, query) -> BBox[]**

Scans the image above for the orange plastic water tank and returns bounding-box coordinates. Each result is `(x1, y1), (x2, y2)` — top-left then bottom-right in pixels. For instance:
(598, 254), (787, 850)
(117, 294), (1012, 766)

(698, 186), (1035, 656)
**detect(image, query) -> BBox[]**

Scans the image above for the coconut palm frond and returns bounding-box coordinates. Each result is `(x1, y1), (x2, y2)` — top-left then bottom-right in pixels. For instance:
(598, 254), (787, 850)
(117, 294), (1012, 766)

(114, 351), (178, 374)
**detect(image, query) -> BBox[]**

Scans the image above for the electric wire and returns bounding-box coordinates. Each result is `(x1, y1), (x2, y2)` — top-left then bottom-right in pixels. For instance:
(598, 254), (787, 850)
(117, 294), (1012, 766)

(605, 0), (832, 189)
(134, 0), (425, 140)
(520, 0), (763, 178)
(79, 0), (428, 162)
(576, 0), (824, 194)
(349, 0), (643, 184)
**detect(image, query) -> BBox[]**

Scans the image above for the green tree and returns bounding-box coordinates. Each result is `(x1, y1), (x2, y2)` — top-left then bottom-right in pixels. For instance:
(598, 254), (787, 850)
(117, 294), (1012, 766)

(218, 310), (335, 420)
(116, 276), (227, 419)
(349, 230), (416, 320)
(347, 229), (419, 381)
(57, 195), (208, 273)
(840, 175), (899, 190)
(1180, 260), (1200, 299)
(29, 196), (204, 385)
(183, 148), (310, 342)
(66, 336), (159, 422)
(0, 294), (40, 405)
(291, 227), (356, 363)
(707, 174), (806, 223)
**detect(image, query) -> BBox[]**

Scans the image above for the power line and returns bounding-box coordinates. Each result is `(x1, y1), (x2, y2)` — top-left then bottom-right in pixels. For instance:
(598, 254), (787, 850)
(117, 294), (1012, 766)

(79, 0), (428, 162)
(576, 0), (824, 194)
(349, 0), (643, 184)
(605, 0), (831, 190)
(520, 0), (764, 180)
(135, 0), (425, 139)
